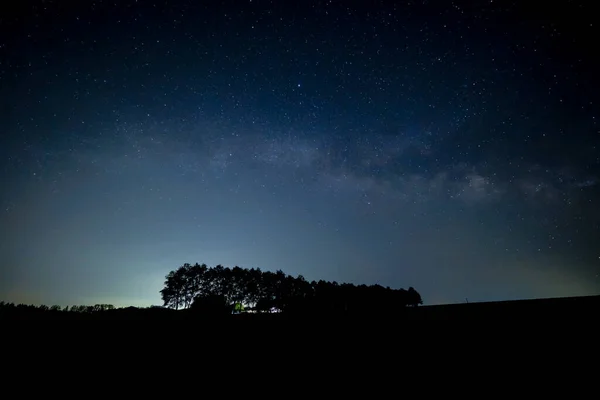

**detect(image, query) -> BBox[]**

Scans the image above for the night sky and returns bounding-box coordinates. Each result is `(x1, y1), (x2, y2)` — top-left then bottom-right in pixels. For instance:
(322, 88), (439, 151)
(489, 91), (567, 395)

(1, 0), (599, 307)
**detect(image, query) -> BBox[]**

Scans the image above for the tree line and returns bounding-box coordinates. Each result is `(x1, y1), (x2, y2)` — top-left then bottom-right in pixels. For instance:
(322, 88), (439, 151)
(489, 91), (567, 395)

(0, 301), (117, 313)
(160, 263), (423, 314)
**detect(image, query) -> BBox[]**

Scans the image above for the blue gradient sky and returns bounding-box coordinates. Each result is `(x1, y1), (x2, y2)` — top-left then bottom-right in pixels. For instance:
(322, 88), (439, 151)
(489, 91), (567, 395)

(1, 0), (599, 306)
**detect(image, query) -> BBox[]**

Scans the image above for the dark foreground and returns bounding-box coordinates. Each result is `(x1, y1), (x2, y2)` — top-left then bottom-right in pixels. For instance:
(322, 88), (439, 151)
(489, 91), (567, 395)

(4, 296), (598, 368)
(4, 294), (599, 325)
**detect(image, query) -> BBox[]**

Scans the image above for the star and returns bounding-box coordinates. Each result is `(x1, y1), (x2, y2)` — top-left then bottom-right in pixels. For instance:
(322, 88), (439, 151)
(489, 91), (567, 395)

(1, 0), (598, 308)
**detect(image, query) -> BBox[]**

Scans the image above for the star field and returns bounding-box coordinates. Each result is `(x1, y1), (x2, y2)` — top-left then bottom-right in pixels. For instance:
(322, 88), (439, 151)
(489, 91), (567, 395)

(1, 0), (599, 306)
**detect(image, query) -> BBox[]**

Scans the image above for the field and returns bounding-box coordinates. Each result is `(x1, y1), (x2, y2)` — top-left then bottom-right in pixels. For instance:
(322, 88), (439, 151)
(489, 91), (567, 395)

(4, 295), (597, 366)
(4, 294), (598, 326)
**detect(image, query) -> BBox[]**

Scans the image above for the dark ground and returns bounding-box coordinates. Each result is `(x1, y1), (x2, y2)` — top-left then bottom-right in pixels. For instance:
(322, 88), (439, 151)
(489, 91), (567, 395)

(4, 296), (597, 374)
(4, 295), (598, 332)
(4, 294), (599, 322)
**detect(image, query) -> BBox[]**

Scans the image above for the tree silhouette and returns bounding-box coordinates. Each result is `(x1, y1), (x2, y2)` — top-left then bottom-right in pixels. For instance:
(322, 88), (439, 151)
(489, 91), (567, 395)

(190, 293), (230, 315)
(0, 301), (118, 319)
(160, 263), (423, 314)
(407, 287), (423, 307)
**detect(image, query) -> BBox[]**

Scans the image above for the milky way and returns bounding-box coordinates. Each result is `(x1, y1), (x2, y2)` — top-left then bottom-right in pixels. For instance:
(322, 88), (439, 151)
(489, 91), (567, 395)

(1, 0), (599, 306)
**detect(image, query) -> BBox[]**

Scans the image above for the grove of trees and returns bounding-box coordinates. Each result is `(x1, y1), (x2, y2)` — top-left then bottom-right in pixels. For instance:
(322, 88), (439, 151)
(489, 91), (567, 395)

(160, 263), (423, 314)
